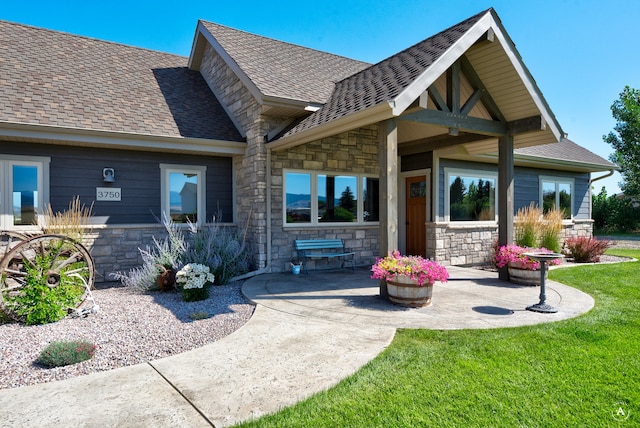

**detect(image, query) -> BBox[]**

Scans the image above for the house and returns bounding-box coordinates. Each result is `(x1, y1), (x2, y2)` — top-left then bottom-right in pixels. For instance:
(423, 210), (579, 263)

(0, 9), (616, 282)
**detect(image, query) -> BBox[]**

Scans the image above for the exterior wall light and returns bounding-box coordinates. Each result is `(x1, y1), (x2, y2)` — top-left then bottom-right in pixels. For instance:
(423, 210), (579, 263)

(103, 167), (115, 183)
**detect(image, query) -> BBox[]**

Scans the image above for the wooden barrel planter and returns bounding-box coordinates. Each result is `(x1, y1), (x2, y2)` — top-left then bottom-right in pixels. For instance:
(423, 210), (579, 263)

(386, 276), (433, 307)
(507, 265), (546, 286)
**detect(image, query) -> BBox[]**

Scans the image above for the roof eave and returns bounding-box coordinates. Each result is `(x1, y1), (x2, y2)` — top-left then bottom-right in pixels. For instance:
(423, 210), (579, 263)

(513, 154), (618, 173)
(268, 102), (395, 150)
(0, 121), (246, 156)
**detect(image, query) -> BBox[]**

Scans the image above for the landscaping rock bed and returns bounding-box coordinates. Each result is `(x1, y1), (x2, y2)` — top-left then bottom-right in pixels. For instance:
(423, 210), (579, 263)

(0, 281), (254, 390)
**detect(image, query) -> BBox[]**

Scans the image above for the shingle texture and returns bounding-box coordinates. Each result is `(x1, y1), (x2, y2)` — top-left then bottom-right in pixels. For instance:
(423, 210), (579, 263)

(199, 21), (370, 104)
(278, 9), (489, 139)
(515, 138), (616, 168)
(0, 21), (243, 141)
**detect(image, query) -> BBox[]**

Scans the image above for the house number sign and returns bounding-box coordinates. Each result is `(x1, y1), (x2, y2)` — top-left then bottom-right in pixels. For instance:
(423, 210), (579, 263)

(96, 187), (121, 201)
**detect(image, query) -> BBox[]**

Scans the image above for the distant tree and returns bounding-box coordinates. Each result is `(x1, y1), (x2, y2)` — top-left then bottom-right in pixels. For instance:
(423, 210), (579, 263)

(604, 86), (640, 198)
(450, 177), (465, 204)
(338, 186), (356, 213)
(592, 186), (640, 233)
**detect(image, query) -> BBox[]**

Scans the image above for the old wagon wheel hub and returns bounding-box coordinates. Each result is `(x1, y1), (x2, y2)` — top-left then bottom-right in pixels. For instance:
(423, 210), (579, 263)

(46, 270), (61, 288)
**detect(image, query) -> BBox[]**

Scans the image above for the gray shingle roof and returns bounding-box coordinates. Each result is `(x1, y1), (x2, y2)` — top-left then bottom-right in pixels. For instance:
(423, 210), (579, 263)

(0, 21), (243, 142)
(199, 21), (370, 104)
(515, 138), (616, 168)
(278, 9), (489, 139)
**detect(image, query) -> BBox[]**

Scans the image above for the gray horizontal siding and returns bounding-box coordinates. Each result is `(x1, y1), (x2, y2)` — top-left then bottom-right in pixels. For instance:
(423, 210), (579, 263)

(2, 142), (233, 224)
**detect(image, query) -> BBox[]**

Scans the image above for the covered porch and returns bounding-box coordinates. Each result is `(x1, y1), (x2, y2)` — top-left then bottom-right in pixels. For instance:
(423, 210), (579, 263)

(270, 10), (566, 278)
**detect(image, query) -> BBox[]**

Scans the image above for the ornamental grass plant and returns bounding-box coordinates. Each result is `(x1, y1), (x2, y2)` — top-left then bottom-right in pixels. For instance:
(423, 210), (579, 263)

(42, 196), (94, 243)
(514, 203), (564, 252)
(515, 203), (541, 248)
(540, 207), (564, 252)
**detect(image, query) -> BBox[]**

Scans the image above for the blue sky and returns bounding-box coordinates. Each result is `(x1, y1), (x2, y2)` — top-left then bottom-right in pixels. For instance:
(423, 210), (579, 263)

(4, 0), (638, 195)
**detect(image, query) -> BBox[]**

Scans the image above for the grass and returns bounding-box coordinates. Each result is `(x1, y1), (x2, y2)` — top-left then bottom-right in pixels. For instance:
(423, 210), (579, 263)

(235, 250), (640, 427)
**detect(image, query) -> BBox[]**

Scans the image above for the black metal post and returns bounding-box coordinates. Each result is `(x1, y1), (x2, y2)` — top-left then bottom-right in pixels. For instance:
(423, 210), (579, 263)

(526, 258), (558, 313)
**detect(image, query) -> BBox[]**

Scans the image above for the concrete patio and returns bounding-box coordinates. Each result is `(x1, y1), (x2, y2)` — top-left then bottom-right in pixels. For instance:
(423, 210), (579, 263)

(244, 265), (594, 330)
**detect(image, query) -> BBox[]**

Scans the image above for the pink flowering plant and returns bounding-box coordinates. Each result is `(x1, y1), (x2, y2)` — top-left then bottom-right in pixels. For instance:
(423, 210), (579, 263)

(371, 250), (450, 286)
(494, 245), (562, 270)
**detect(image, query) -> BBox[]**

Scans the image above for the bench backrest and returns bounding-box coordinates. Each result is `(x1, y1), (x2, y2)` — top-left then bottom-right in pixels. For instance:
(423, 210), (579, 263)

(295, 239), (345, 252)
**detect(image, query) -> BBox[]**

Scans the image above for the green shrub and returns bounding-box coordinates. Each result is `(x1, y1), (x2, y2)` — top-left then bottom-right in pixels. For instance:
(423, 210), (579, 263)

(563, 236), (612, 263)
(190, 311), (210, 320)
(37, 340), (96, 368)
(4, 244), (86, 325)
(181, 286), (210, 302)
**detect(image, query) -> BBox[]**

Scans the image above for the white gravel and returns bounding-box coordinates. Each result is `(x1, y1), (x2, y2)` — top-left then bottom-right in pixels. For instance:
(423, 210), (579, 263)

(0, 281), (254, 390)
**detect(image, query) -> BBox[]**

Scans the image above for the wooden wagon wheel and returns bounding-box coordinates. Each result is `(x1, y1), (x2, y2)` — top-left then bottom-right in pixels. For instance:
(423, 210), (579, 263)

(0, 234), (95, 323)
(0, 230), (28, 263)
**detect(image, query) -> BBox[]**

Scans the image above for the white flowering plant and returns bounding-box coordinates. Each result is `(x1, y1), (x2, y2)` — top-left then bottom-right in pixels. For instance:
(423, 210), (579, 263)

(175, 263), (215, 302)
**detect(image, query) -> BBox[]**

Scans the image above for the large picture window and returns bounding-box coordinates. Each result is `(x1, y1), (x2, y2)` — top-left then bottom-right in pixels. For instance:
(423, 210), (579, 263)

(284, 170), (379, 226)
(540, 177), (573, 219)
(160, 164), (206, 224)
(445, 168), (497, 222)
(0, 156), (49, 229)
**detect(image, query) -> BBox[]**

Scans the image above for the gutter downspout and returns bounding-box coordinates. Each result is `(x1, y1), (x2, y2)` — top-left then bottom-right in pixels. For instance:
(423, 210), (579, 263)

(588, 169), (616, 219)
(589, 169), (616, 187)
(229, 144), (273, 282)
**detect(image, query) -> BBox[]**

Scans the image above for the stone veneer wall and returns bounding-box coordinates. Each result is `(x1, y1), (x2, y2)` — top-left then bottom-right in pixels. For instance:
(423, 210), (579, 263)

(199, 43), (270, 267)
(81, 225), (169, 283)
(85, 217), (592, 281)
(426, 223), (498, 266)
(83, 224), (239, 284)
(426, 220), (594, 266)
(269, 126), (380, 272)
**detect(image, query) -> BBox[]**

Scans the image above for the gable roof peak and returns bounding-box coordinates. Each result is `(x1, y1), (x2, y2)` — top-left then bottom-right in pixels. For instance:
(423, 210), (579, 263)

(274, 7), (564, 149)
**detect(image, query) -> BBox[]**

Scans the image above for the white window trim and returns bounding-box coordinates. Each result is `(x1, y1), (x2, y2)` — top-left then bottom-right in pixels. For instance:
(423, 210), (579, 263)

(160, 163), (206, 226)
(444, 167), (498, 223)
(539, 175), (574, 219)
(283, 169), (379, 227)
(0, 155), (50, 230)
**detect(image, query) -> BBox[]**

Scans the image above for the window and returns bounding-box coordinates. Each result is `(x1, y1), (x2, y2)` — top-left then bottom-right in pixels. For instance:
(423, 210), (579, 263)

(160, 164), (206, 224)
(540, 177), (573, 219)
(445, 168), (497, 222)
(0, 156), (49, 229)
(284, 170), (379, 226)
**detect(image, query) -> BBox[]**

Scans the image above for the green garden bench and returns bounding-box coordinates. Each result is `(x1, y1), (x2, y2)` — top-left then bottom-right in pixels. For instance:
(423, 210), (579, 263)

(294, 239), (355, 273)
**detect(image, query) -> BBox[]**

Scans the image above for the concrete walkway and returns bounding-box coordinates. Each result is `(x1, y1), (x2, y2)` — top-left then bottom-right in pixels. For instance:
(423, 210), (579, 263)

(0, 266), (594, 427)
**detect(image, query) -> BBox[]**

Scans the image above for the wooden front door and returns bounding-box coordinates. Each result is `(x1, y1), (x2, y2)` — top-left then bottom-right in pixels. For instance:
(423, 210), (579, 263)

(405, 176), (427, 256)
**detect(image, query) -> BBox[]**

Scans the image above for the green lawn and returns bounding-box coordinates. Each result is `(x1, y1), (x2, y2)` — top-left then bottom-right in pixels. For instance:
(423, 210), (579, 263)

(236, 250), (639, 427)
